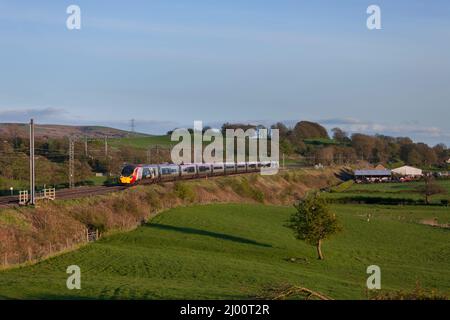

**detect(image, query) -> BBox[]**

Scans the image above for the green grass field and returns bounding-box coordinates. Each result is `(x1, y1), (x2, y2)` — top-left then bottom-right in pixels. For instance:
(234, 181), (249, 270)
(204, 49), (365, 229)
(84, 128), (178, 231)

(0, 203), (448, 299)
(326, 180), (450, 204)
(108, 135), (175, 149)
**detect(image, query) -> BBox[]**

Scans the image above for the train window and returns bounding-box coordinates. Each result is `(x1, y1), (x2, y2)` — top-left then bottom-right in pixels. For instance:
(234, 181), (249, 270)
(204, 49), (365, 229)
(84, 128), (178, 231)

(121, 165), (135, 176)
(143, 168), (150, 177)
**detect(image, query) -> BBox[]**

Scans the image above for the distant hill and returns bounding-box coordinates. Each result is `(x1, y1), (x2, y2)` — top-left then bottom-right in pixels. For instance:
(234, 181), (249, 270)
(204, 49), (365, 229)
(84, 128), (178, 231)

(0, 123), (149, 139)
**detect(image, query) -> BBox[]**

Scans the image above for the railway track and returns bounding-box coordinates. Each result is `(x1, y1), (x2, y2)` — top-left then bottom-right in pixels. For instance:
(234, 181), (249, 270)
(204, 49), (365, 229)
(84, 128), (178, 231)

(0, 168), (288, 209)
(0, 185), (129, 209)
(0, 195), (18, 209)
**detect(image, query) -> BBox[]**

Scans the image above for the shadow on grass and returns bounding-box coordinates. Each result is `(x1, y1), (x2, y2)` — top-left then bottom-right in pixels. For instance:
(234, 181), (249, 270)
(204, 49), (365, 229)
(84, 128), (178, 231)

(335, 168), (354, 181)
(147, 223), (272, 248)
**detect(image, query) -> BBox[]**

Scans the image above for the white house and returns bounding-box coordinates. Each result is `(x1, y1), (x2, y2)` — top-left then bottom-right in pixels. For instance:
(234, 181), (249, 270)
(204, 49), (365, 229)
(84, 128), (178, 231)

(391, 165), (423, 177)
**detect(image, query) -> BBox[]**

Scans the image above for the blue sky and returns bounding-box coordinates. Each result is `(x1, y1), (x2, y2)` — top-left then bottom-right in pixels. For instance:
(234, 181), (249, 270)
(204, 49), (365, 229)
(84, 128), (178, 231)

(0, 0), (449, 144)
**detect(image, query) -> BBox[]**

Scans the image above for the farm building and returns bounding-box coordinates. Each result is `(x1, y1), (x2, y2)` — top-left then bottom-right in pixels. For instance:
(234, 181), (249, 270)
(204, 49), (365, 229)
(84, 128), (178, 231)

(391, 165), (423, 177)
(354, 169), (392, 183)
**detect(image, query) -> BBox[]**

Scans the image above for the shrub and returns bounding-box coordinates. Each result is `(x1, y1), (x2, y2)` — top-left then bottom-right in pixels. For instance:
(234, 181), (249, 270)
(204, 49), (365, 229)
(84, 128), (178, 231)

(73, 207), (108, 232)
(230, 178), (265, 202)
(146, 190), (162, 209)
(330, 180), (354, 193)
(104, 176), (119, 186)
(173, 182), (196, 202)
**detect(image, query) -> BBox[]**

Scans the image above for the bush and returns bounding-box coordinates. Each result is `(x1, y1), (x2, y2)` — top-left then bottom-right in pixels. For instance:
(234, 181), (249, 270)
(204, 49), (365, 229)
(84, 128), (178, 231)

(146, 190), (162, 209)
(231, 178), (265, 203)
(441, 199), (449, 206)
(74, 207), (108, 232)
(173, 182), (196, 202)
(104, 176), (119, 186)
(330, 180), (354, 193)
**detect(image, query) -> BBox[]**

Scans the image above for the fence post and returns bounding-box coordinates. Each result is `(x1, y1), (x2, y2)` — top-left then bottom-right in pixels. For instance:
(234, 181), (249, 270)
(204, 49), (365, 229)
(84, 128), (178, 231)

(28, 247), (32, 262)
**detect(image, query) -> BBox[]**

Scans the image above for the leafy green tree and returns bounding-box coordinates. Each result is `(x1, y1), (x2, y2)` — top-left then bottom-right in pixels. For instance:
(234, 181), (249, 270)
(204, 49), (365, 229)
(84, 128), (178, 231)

(287, 192), (342, 260)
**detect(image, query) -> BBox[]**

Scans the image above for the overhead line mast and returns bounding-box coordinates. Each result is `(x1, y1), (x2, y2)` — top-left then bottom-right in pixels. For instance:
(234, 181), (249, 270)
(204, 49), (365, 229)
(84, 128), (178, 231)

(29, 119), (35, 205)
(69, 138), (75, 188)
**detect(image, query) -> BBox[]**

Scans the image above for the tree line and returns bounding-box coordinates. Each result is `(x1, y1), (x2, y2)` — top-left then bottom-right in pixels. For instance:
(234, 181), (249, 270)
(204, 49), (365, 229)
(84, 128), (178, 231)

(269, 121), (449, 168)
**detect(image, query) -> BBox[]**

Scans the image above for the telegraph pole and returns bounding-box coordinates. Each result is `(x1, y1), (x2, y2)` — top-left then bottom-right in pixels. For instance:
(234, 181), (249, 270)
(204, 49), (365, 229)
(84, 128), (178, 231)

(84, 136), (88, 157)
(69, 138), (75, 188)
(104, 136), (108, 157)
(29, 119), (35, 205)
(130, 119), (135, 135)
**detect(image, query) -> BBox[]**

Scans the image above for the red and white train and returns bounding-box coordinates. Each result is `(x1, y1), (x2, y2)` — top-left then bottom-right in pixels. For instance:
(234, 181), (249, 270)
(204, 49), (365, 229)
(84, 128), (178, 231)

(119, 161), (278, 184)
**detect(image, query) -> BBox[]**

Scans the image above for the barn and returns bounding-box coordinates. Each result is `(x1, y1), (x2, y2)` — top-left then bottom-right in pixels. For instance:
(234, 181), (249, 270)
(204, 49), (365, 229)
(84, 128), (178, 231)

(391, 165), (423, 177)
(354, 169), (392, 183)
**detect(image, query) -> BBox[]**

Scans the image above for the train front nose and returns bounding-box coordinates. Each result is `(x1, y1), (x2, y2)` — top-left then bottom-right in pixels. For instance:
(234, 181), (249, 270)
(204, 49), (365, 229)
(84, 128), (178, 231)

(120, 176), (132, 184)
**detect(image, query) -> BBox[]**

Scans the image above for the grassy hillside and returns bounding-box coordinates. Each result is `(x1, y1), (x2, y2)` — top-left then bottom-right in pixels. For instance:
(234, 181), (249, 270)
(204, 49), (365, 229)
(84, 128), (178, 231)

(0, 123), (145, 139)
(0, 203), (448, 299)
(108, 135), (174, 149)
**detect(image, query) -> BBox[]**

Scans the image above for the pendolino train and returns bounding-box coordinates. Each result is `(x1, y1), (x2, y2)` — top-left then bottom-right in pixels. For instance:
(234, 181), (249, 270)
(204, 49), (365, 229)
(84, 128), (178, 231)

(119, 161), (279, 184)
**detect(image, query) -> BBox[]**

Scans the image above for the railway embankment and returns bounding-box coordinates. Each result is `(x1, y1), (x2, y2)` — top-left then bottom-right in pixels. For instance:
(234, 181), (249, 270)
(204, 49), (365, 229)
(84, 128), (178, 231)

(0, 167), (342, 269)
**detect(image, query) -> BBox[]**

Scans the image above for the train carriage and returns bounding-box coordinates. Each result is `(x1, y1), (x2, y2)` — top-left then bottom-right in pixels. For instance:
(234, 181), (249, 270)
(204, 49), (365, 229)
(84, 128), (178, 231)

(224, 162), (236, 174)
(196, 163), (212, 176)
(159, 164), (180, 181)
(119, 159), (278, 185)
(180, 164), (197, 179)
(246, 161), (258, 172)
(236, 162), (247, 173)
(211, 163), (225, 176)
(141, 165), (158, 180)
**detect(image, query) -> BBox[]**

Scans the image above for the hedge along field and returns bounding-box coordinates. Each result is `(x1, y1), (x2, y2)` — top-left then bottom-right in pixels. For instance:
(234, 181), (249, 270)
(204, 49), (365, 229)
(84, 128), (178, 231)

(326, 179), (450, 204)
(0, 203), (448, 299)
